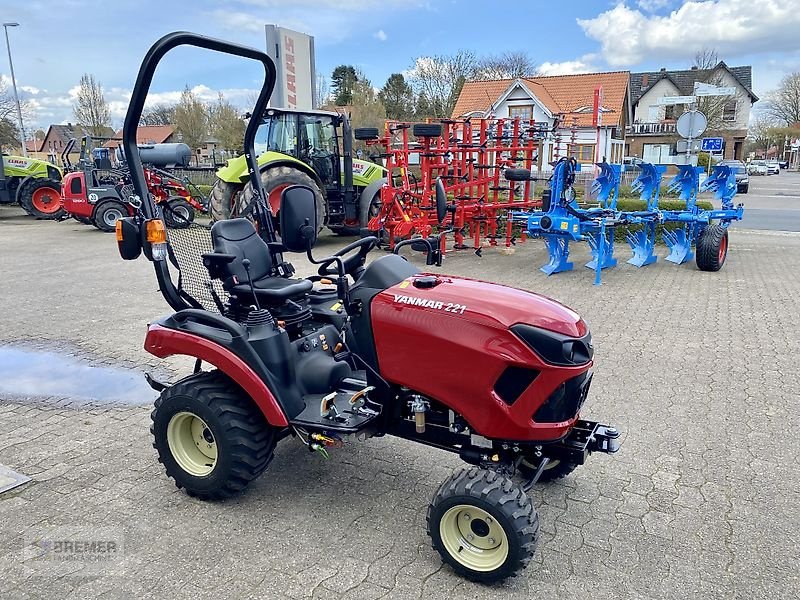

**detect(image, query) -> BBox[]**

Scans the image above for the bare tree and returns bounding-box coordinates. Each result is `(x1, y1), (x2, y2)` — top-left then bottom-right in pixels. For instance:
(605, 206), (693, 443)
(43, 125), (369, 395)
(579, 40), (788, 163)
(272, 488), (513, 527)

(141, 103), (176, 126)
(1, 78), (34, 151)
(747, 113), (783, 156)
(765, 72), (800, 126)
(693, 47), (720, 70)
(349, 71), (386, 153)
(314, 74), (330, 109)
(474, 51), (538, 80)
(409, 50), (478, 118)
(73, 73), (111, 136)
(208, 93), (245, 153)
(173, 86), (208, 153)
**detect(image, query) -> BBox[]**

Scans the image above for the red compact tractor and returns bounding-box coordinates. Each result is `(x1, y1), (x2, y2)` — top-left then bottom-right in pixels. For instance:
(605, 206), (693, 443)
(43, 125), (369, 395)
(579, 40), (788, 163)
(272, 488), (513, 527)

(61, 136), (205, 231)
(115, 33), (620, 582)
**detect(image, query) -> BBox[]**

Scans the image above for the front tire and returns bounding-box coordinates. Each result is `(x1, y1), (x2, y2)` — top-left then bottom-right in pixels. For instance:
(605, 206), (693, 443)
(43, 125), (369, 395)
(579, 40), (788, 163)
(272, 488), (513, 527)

(151, 371), (277, 500)
(427, 467), (539, 582)
(19, 178), (65, 220)
(93, 200), (128, 232)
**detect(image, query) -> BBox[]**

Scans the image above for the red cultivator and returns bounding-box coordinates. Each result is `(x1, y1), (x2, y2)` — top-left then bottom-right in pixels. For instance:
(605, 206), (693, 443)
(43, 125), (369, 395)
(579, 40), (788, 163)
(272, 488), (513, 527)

(362, 118), (548, 254)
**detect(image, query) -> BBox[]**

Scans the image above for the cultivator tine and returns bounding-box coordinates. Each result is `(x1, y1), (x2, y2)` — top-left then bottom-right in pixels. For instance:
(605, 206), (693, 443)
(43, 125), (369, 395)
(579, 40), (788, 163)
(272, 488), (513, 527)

(541, 235), (572, 275)
(700, 165), (738, 208)
(591, 162), (621, 209)
(585, 222), (617, 285)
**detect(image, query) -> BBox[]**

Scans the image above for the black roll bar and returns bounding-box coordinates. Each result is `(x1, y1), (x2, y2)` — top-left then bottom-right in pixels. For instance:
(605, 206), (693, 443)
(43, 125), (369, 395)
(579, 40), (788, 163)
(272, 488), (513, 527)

(122, 32), (277, 311)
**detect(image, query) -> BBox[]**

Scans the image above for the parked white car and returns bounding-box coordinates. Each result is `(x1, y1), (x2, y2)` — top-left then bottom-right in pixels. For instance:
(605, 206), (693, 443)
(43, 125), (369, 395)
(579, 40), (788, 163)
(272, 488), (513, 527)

(766, 160), (780, 175)
(748, 160), (768, 176)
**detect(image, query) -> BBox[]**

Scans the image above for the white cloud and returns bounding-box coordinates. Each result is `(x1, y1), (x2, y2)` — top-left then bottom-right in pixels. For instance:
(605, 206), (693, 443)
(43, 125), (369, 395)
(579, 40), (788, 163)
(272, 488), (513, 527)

(539, 55), (598, 76)
(374, 30), (388, 41)
(19, 85), (42, 95)
(636, 0), (673, 11)
(578, 0), (800, 67)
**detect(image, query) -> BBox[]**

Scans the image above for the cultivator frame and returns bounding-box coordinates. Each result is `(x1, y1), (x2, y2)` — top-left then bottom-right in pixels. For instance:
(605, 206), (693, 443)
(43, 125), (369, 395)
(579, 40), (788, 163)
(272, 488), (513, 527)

(512, 159), (745, 284)
(363, 117), (551, 254)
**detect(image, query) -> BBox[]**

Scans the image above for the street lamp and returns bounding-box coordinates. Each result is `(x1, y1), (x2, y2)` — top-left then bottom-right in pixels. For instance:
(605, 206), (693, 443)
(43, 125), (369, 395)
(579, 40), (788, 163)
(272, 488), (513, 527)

(3, 22), (27, 158)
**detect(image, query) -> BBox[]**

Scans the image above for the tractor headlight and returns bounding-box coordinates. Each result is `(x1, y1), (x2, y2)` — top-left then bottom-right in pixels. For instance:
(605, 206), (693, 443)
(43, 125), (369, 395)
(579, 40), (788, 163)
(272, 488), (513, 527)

(511, 324), (593, 366)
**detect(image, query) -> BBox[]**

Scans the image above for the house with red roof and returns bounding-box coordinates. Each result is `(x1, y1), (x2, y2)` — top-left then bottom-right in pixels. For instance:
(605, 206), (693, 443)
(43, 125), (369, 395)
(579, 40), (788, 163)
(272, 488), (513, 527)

(452, 71), (631, 169)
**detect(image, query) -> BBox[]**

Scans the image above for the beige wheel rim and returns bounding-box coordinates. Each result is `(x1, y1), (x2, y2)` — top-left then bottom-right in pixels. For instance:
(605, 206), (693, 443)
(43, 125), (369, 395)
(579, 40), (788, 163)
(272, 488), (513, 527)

(166, 412), (217, 476)
(522, 457), (560, 472)
(439, 504), (509, 572)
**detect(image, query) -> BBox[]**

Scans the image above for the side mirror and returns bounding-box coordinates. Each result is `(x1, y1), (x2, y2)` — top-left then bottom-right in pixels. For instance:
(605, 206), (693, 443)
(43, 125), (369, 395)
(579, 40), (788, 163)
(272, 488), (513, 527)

(279, 185), (318, 252)
(435, 177), (447, 224)
(115, 217), (142, 260)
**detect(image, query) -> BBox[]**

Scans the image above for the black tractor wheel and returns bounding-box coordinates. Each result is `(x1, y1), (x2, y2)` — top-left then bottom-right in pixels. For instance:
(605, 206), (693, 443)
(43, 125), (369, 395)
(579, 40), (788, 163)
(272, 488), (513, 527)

(209, 179), (242, 222)
(354, 127), (380, 141)
(413, 123), (443, 138)
(427, 467), (539, 583)
(237, 166), (325, 233)
(516, 457), (580, 483)
(696, 224), (729, 272)
(163, 197), (195, 229)
(18, 178), (65, 220)
(93, 200), (128, 232)
(151, 371), (277, 500)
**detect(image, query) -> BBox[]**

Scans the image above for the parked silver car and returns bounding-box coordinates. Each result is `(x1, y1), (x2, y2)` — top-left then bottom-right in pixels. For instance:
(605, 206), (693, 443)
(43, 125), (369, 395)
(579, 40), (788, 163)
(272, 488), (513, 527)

(748, 160), (768, 176)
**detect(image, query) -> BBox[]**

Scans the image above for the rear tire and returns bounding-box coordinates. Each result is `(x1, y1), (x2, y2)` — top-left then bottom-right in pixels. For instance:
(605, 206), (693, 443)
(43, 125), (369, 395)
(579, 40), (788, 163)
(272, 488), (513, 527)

(427, 467), (539, 583)
(209, 179), (242, 222)
(151, 371), (277, 500)
(163, 197), (195, 229)
(696, 224), (728, 272)
(238, 166), (325, 233)
(413, 123), (443, 138)
(93, 200), (128, 232)
(19, 178), (65, 220)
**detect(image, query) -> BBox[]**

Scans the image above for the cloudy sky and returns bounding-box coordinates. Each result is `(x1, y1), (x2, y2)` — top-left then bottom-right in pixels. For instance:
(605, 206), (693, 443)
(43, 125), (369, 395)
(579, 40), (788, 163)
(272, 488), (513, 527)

(3, 0), (799, 131)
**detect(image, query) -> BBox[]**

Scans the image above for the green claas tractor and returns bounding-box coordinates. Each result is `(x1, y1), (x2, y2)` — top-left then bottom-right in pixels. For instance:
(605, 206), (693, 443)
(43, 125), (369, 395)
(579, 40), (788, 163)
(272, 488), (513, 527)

(0, 152), (64, 219)
(210, 108), (386, 235)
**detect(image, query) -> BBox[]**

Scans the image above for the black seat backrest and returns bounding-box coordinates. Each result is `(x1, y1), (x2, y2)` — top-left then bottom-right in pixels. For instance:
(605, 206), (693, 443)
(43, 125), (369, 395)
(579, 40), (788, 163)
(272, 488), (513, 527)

(210, 219), (273, 282)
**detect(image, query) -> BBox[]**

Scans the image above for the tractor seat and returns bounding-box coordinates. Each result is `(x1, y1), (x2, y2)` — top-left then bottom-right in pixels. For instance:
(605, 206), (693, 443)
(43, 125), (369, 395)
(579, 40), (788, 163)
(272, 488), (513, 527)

(210, 218), (312, 306)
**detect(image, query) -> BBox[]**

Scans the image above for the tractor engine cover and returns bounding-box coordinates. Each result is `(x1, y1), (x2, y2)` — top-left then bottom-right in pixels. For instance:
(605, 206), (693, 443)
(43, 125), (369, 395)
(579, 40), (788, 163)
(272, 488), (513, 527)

(370, 275), (592, 442)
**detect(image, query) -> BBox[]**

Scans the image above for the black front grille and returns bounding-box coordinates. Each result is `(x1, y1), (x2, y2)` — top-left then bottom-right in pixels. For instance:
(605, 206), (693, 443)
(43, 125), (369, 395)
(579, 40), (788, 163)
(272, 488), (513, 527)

(494, 366), (539, 405)
(533, 371), (592, 423)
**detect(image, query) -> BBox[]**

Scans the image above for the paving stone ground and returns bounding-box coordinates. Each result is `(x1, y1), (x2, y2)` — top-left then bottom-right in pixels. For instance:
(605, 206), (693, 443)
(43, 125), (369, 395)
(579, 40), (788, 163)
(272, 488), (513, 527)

(1, 206), (798, 599)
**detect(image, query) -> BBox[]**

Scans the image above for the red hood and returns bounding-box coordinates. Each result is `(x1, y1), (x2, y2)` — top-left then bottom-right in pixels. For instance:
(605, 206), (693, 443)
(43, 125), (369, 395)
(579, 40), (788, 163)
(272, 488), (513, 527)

(389, 274), (587, 337)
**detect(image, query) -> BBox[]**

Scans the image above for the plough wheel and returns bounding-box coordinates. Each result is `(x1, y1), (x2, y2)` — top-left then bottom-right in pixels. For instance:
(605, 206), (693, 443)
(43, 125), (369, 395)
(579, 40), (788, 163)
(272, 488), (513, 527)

(696, 224), (728, 272)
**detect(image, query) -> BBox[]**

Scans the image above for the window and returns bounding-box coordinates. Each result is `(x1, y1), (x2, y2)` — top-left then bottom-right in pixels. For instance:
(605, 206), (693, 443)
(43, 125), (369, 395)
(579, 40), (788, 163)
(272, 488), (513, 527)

(664, 105), (675, 120)
(573, 144), (596, 164)
(509, 105), (534, 121)
(723, 100), (737, 122)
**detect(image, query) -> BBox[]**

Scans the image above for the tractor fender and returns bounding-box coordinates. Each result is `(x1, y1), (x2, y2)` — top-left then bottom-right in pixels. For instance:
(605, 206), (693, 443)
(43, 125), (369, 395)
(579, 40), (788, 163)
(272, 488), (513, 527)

(14, 175), (39, 204)
(216, 152), (325, 193)
(358, 177), (387, 209)
(144, 324), (290, 427)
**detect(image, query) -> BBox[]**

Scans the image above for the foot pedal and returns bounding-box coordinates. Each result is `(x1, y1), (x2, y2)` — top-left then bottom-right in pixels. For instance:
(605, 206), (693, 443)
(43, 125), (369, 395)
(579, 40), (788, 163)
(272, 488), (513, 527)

(349, 386), (375, 410)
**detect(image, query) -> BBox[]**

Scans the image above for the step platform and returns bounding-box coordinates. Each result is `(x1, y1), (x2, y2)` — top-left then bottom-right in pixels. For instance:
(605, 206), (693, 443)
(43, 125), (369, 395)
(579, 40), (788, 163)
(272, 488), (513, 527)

(290, 385), (380, 433)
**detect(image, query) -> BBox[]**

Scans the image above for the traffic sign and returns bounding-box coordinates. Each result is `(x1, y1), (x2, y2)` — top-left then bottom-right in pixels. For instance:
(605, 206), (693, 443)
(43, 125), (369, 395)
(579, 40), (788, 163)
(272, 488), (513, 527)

(701, 137), (724, 152)
(676, 110), (707, 139)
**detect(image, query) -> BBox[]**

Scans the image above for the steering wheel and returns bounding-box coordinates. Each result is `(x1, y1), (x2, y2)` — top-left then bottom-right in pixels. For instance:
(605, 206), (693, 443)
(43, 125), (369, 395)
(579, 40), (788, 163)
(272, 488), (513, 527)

(318, 236), (378, 277)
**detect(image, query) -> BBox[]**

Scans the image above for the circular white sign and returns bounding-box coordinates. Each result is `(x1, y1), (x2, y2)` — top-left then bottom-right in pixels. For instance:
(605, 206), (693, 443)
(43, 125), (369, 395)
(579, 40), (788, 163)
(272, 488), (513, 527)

(676, 110), (708, 139)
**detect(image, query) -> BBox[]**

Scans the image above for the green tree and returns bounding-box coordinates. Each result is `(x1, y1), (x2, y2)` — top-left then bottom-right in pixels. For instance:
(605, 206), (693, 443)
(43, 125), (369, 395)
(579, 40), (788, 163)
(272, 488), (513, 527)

(73, 73), (111, 137)
(173, 86), (208, 153)
(378, 74), (415, 120)
(208, 93), (245, 153)
(331, 65), (358, 106)
(349, 71), (386, 152)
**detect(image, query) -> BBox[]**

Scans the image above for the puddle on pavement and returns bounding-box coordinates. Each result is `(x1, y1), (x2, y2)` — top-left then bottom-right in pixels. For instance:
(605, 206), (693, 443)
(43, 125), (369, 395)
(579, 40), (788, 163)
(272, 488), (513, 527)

(0, 346), (158, 406)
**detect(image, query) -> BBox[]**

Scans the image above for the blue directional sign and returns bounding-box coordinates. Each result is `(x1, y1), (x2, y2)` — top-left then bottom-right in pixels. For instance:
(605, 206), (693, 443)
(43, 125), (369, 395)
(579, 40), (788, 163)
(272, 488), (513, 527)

(701, 137), (724, 152)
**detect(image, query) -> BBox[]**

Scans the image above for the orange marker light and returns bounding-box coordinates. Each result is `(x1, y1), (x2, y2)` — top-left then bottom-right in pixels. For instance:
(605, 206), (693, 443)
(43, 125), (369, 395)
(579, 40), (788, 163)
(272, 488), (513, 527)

(145, 219), (167, 244)
(115, 220), (124, 241)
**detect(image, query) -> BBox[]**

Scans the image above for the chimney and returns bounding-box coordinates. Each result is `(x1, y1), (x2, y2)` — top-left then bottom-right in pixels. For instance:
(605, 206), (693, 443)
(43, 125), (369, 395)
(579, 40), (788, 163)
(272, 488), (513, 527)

(659, 67), (666, 72)
(642, 74), (649, 87)
(691, 66), (698, 71)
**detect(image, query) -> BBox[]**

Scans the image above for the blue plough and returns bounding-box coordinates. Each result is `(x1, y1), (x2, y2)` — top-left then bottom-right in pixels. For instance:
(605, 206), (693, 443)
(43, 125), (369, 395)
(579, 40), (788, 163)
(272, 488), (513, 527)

(510, 157), (745, 285)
